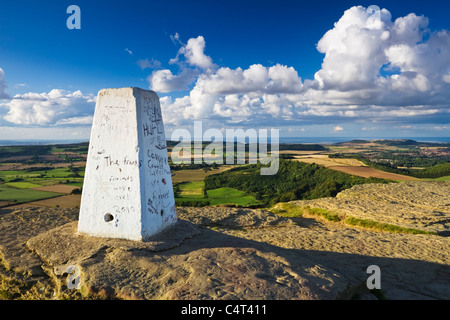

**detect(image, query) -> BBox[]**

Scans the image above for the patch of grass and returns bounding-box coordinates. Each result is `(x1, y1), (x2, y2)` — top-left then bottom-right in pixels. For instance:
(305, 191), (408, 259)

(272, 204), (436, 235)
(344, 217), (436, 235)
(65, 182), (84, 188)
(5, 182), (42, 189)
(432, 175), (450, 181)
(50, 147), (67, 153)
(43, 168), (74, 178)
(207, 187), (246, 199)
(206, 187), (260, 206)
(177, 181), (205, 198)
(270, 203), (304, 218)
(174, 181), (260, 207)
(303, 207), (341, 222)
(0, 168), (80, 182)
(0, 170), (41, 182)
(0, 184), (62, 203)
(270, 204), (341, 222)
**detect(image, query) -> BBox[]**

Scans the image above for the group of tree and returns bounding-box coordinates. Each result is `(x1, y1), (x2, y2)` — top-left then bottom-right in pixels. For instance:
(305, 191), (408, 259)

(0, 145), (52, 161)
(278, 144), (327, 151)
(170, 162), (218, 171)
(408, 162), (450, 178)
(175, 198), (211, 207)
(204, 159), (389, 207)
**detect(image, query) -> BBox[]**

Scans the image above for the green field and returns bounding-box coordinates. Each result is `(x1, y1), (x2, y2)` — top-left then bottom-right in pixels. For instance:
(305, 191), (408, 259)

(0, 184), (62, 203)
(177, 181), (205, 198)
(433, 176), (450, 181)
(5, 182), (42, 189)
(0, 142), (87, 208)
(65, 181), (84, 187)
(206, 187), (260, 206)
(174, 181), (260, 207)
(1, 140), (447, 209)
(0, 170), (38, 180)
(0, 167), (85, 185)
(0, 166), (84, 207)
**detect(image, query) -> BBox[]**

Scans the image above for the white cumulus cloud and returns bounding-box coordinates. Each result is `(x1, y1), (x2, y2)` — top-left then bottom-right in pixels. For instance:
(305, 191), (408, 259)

(314, 6), (393, 91)
(200, 64), (303, 95)
(7, 5), (450, 134)
(3, 89), (95, 126)
(303, 5), (450, 123)
(170, 36), (215, 71)
(149, 68), (199, 93)
(148, 35), (216, 93)
(154, 7), (450, 130)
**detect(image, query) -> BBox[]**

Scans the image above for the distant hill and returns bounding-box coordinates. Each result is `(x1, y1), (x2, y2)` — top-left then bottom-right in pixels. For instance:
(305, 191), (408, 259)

(337, 139), (450, 148)
(278, 144), (327, 151)
(336, 139), (371, 145)
(375, 139), (420, 146)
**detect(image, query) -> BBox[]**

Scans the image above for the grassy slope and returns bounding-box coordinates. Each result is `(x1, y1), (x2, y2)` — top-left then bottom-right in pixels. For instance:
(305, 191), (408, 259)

(0, 184), (62, 203)
(175, 181), (260, 206)
(207, 187), (260, 206)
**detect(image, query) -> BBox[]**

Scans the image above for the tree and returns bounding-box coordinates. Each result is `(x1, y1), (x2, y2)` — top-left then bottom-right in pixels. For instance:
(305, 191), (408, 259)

(71, 188), (82, 195)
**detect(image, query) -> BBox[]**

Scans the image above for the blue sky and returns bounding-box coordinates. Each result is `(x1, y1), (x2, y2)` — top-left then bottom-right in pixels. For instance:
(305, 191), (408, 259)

(0, 0), (449, 140)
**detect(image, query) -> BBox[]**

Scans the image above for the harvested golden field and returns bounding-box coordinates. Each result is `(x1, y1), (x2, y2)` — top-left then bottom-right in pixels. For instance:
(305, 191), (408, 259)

(293, 155), (367, 167)
(328, 166), (418, 181)
(291, 154), (417, 181)
(326, 146), (370, 153)
(172, 165), (234, 183)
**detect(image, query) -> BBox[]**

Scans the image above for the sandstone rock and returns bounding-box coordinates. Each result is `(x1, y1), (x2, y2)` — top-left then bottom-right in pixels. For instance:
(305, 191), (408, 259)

(1, 182), (449, 300)
(290, 181), (450, 235)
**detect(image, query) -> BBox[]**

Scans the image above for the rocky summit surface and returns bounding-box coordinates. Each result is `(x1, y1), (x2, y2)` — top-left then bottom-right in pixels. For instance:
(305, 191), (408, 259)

(0, 181), (449, 300)
(290, 181), (450, 236)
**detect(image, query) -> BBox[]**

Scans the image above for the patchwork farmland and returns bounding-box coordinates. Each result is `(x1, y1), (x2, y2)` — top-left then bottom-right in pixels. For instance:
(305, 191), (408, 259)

(0, 139), (448, 210)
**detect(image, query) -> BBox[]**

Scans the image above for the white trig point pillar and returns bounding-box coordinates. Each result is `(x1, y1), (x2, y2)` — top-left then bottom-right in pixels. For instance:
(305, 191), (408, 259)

(78, 87), (177, 241)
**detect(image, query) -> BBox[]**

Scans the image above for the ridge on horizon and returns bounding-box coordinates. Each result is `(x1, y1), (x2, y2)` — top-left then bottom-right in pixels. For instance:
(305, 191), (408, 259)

(0, 137), (450, 147)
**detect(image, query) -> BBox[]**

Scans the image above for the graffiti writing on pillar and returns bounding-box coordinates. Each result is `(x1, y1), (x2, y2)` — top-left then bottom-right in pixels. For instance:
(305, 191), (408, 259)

(142, 96), (164, 139)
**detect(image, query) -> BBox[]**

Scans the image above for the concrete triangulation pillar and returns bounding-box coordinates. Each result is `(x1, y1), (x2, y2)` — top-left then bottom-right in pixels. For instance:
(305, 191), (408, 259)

(78, 87), (176, 241)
